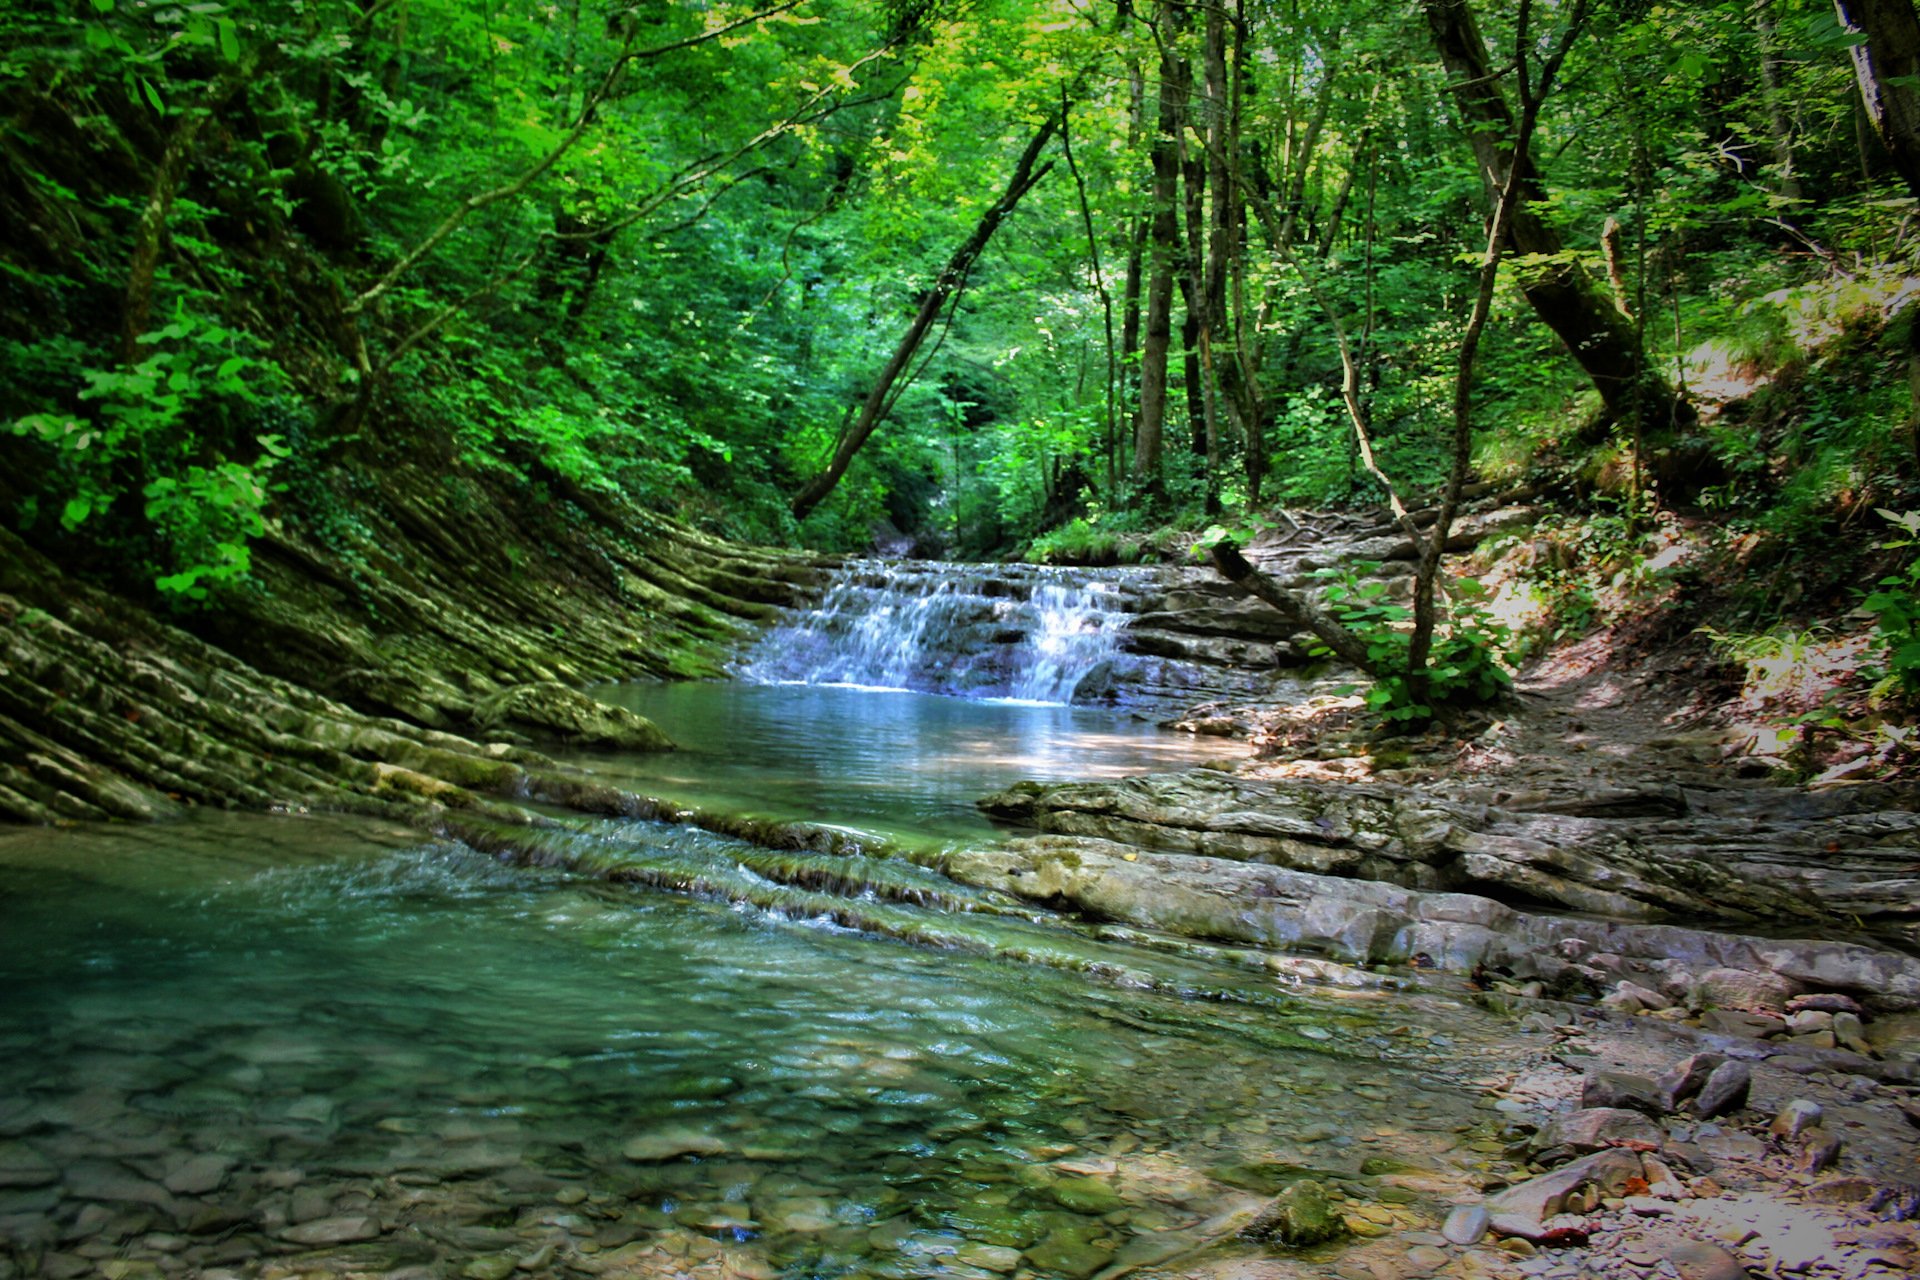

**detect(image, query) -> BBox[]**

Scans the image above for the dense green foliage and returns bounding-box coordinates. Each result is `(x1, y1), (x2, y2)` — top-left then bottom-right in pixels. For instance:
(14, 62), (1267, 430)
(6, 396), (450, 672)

(1, 0), (1917, 648)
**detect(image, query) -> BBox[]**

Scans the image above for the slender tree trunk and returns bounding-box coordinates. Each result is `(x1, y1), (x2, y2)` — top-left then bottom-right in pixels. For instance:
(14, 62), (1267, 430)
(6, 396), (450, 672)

(1120, 48), (1148, 479)
(1755, 1), (1804, 204)
(125, 78), (245, 362)
(1423, 0), (1689, 438)
(1835, 0), (1920, 200)
(791, 114), (1060, 520)
(1215, 0), (1262, 502)
(1190, 0), (1231, 513)
(1406, 0), (1589, 699)
(1133, 0), (1188, 500)
(1060, 94), (1120, 503)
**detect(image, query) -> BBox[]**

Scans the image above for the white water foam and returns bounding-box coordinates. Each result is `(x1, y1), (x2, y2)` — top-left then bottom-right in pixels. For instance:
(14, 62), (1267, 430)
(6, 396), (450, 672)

(739, 561), (1130, 704)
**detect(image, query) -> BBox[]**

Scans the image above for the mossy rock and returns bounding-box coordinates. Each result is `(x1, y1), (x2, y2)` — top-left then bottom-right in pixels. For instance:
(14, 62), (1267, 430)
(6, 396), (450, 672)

(474, 682), (674, 752)
(1212, 1160), (1328, 1195)
(935, 1202), (1044, 1248)
(1023, 1225), (1116, 1279)
(1049, 1175), (1125, 1215)
(1239, 1179), (1350, 1249)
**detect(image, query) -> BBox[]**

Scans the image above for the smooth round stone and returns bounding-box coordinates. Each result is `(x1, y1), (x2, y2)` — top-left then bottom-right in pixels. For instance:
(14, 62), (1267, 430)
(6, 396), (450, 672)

(1664, 1238), (1748, 1280)
(1443, 1204), (1490, 1245)
(956, 1241), (1023, 1273)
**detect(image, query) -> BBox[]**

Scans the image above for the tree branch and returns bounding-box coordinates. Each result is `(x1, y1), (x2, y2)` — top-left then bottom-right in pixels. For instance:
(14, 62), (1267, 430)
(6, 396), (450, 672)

(346, 0), (807, 317)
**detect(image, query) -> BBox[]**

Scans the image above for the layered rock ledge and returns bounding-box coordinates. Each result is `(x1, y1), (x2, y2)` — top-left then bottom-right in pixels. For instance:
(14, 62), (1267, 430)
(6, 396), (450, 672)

(979, 769), (1920, 929)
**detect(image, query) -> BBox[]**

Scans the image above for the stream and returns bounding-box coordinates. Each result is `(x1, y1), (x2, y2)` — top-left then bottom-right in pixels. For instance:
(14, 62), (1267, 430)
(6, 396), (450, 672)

(0, 564), (1526, 1280)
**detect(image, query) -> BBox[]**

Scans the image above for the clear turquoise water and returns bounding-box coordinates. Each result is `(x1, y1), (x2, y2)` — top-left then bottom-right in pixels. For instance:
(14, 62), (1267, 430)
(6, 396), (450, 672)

(0, 694), (1490, 1280)
(578, 682), (1244, 844)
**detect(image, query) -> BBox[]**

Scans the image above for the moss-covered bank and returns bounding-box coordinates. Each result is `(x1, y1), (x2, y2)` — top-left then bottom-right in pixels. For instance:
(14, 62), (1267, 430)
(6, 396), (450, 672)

(0, 462), (827, 825)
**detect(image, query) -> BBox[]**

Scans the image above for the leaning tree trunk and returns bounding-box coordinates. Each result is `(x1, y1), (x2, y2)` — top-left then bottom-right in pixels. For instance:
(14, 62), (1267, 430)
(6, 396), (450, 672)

(1207, 540), (1376, 672)
(791, 112), (1060, 521)
(1423, 0), (1690, 439)
(1835, 0), (1920, 201)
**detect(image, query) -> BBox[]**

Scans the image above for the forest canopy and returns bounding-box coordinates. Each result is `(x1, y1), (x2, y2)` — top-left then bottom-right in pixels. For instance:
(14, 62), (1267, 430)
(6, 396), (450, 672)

(2, 0), (1918, 588)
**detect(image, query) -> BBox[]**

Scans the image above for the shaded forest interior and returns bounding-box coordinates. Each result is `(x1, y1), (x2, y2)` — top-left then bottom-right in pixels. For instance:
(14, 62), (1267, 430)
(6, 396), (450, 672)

(4, 0), (1920, 734)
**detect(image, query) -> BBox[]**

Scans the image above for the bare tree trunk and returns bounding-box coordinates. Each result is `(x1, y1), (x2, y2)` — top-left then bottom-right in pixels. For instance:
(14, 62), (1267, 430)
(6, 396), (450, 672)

(791, 113), (1060, 520)
(1423, 0), (1689, 438)
(1835, 0), (1920, 200)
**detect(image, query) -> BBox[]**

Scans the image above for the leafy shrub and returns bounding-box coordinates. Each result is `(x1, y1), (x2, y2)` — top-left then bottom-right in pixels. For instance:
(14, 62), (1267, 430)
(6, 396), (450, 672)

(1026, 516), (1128, 565)
(1862, 509), (1920, 703)
(5, 305), (293, 600)
(1312, 563), (1517, 720)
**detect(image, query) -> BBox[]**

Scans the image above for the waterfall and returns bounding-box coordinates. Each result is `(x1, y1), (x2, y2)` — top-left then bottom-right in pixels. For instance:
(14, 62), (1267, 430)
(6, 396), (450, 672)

(738, 560), (1131, 704)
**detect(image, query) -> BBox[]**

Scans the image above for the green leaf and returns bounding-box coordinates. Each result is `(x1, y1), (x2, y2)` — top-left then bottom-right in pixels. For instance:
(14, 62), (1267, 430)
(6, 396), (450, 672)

(61, 496), (92, 528)
(91, 0), (114, 11)
(217, 16), (240, 61)
(140, 78), (164, 114)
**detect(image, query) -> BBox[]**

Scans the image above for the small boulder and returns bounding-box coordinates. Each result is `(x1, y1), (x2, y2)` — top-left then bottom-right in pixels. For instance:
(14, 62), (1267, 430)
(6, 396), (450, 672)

(1240, 1180), (1349, 1248)
(1581, 1071), (1667, 1116)
(1832, 1011), (1874, 1056)
(1785, 993), (1863, 1017)
(1616, 981), (1672, 1011)
(1661, 1237), (1750, 1280)
(0, 1142), (57, 1188)
(1693, 967), (1800, 1014)
(279, 1216), (382, 1246)
(1769, 1100), (1823, 1140)
(1532, 1108), (1664, 1159)
(621, 1126), (728, 1162)
(1701, 1010), (1784, 1040)
(1657, 1053), (1726, 1110)
(1442, 1204), (1490, 1245)
(1485, 1149), (1643, 1242)
(1785, 1010), (1834, 1035)
(161, 1153), (233, 1197)
(1693, 1061), (1751, 1119)
(1795, 1128), (1842, 1173)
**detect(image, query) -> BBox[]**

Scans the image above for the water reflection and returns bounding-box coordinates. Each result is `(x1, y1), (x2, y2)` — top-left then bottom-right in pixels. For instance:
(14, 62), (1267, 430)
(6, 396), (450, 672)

(581, 683), (1243, 841)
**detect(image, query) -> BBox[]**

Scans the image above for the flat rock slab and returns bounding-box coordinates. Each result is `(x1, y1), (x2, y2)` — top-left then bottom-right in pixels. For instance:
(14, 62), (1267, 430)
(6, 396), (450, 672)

(941, 836), (1920, 1012)
(279, 1216), (382, 1246)
(977, 767), (1920, 930)
(621, 1126), (729, 1162)
(0, 1142), (56, 1188)
(162, 1153), (233, 1196)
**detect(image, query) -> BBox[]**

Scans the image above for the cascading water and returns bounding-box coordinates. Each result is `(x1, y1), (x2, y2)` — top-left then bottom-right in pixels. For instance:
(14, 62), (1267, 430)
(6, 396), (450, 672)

(738, 559), (1133, 704)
